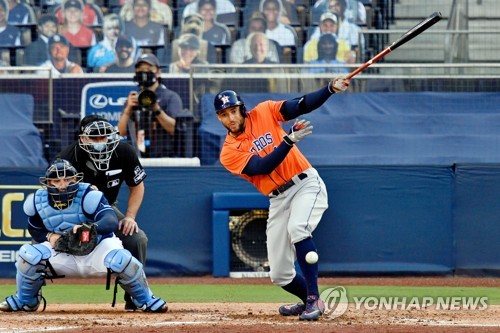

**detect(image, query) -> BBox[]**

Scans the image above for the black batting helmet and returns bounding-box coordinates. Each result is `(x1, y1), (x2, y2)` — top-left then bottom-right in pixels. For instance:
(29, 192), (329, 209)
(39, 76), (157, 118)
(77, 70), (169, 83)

(214, 90), (246, 115)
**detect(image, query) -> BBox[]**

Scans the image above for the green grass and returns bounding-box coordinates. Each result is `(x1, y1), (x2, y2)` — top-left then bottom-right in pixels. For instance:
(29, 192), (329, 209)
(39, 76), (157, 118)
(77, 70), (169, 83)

(1, 284), (499, 305)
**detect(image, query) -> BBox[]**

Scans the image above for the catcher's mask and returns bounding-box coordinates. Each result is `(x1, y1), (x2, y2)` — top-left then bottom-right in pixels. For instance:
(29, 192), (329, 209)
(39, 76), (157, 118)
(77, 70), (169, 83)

(79, 119), (120, 171)
(214, 90), (247, 117)
(40, 159), (83, 210)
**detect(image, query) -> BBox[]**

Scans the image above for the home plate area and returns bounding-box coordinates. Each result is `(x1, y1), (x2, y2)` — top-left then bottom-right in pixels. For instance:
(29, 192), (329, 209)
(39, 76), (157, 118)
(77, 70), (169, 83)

(0, 303), (499, 333)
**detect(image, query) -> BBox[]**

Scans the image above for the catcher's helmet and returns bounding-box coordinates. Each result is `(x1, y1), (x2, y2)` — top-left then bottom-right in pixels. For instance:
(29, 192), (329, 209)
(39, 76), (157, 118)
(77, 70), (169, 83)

(78, 116), (120, 171)
(40, 159), (83, 210)
(214, 90), (246, 116)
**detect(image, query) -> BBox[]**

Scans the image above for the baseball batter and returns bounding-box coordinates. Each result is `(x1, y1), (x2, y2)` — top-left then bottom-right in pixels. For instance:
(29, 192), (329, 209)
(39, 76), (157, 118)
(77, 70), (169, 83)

(214, 76), (350, 321)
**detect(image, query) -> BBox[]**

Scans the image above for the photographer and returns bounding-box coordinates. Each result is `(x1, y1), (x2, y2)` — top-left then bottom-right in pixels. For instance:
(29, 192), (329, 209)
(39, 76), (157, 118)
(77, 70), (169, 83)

(118, 53), (189, 157)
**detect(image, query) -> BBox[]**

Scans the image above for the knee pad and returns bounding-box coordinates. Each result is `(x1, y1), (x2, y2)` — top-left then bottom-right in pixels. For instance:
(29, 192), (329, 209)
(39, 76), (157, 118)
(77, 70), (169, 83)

(16, 244), (52, 277)
(104, 249), (142, 282)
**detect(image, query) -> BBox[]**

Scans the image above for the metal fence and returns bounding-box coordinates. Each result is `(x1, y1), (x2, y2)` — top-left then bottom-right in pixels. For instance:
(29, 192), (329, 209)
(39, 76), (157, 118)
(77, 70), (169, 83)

(1, 64), (499, 164)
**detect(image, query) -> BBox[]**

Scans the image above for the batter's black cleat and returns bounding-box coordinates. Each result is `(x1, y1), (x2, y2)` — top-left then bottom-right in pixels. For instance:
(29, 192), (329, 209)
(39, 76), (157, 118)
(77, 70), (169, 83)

(299, 295), (325, 321)
(279, 302), (305, 316)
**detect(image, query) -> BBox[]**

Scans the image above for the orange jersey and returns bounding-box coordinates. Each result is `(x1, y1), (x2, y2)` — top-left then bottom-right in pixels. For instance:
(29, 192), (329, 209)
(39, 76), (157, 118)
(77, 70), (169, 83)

(220, 100), (312, 195)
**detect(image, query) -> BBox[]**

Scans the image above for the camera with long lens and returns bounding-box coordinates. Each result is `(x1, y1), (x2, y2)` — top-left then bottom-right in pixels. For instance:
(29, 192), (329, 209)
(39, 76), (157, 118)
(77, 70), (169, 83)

(134, 71), (158, 111)
(137, 89), (157, 110)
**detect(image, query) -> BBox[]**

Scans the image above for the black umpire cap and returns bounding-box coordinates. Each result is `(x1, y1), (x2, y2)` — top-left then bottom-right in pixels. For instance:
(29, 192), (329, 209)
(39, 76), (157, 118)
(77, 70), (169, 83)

(79, 114), (107, 134)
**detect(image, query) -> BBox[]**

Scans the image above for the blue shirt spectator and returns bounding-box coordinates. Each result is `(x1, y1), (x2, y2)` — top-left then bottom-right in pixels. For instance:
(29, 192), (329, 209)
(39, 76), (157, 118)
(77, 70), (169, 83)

(87, 13), (123, 69)
(6, 0), (34, 24)
(123, 0), (164, 47)
(0, 0), (21, 46)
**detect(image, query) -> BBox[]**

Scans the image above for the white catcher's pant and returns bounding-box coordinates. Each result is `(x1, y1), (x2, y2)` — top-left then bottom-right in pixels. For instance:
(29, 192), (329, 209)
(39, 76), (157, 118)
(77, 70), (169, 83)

(267, 168), (328, 286)
(40, 235), (123, 277)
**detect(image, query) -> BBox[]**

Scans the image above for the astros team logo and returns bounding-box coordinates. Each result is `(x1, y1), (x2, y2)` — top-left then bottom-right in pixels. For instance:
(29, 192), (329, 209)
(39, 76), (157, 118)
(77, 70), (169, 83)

(220, 95), (230, 105)
(320, 286), (349, 318)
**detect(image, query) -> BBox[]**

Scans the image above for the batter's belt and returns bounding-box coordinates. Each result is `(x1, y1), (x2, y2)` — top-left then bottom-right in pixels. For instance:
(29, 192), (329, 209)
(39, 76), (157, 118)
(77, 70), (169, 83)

(271, 173), (308, 196)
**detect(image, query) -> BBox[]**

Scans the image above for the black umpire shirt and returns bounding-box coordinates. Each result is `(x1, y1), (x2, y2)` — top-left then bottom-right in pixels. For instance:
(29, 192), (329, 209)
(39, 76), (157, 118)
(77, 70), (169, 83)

(57, 141), (147, 204)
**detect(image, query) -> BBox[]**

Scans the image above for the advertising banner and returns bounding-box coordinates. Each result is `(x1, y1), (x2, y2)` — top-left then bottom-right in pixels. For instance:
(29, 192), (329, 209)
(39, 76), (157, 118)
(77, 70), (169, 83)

(80, 81), (137, 126)
(0, 184), (41, 278)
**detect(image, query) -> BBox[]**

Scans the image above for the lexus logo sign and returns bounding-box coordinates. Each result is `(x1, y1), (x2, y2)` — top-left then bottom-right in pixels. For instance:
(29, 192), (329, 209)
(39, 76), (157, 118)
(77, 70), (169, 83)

(89, 94), (127, 109)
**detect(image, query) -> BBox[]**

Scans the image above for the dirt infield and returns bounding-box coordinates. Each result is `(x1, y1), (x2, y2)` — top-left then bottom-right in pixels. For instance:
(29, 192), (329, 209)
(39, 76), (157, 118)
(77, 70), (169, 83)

(0, 277), (499, 333)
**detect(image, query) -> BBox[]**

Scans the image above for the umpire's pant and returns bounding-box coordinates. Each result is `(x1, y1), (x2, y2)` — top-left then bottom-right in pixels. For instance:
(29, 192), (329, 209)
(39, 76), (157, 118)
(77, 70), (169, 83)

(112, 206), (149, 267)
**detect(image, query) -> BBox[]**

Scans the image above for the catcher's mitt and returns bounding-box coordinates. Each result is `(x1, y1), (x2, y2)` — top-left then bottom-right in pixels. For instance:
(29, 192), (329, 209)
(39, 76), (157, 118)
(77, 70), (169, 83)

(54, 222), (98, 256)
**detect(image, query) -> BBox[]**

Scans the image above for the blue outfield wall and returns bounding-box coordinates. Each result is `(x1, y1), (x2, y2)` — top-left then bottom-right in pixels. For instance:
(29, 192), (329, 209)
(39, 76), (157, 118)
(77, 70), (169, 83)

(0, 165), (498, 277)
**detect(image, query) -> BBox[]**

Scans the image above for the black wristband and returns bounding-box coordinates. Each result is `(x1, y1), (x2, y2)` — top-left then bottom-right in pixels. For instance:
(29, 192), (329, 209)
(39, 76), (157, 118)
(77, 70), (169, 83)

(153, 109), (162, 116)
(283, 135), (295, 146)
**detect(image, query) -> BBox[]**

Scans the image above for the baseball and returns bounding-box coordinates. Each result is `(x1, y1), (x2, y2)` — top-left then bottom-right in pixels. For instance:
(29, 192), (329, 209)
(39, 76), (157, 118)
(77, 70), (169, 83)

(305, 251), (318, 264)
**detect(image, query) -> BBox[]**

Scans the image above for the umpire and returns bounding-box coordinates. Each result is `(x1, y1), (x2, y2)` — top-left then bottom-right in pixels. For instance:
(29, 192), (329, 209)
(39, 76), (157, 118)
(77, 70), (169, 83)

(58, 115), (149, 311)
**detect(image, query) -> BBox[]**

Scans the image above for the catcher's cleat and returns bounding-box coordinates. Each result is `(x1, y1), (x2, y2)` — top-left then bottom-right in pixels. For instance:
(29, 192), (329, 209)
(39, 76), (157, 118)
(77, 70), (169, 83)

(299, 295), (325, 321)
(0, 294), (46, 312)
(141, 296), (168, 313)
(124, 293), (138, 312)
(279, 302), (305, 316)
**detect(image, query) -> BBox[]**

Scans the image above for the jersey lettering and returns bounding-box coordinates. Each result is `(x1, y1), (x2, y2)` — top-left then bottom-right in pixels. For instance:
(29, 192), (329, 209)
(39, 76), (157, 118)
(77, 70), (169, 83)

(252, 133), (273, 152)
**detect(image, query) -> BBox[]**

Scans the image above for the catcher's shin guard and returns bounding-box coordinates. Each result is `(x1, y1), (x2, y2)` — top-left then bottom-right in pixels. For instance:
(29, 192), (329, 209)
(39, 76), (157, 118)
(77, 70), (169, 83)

(104, 249), (167, 312)
(3, 244), (51, 311)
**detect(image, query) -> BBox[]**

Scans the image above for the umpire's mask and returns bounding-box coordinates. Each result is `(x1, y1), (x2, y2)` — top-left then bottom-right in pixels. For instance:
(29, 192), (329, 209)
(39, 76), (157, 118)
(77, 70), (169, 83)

(79, 120), (120, 171)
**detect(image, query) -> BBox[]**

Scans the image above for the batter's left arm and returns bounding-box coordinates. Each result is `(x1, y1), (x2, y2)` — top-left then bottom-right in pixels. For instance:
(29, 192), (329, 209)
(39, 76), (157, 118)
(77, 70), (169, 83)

(280, 77), (350, 121)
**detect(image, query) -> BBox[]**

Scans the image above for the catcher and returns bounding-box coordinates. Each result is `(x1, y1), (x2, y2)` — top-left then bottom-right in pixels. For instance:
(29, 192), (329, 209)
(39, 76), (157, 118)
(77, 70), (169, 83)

(0, 159), (167, 313)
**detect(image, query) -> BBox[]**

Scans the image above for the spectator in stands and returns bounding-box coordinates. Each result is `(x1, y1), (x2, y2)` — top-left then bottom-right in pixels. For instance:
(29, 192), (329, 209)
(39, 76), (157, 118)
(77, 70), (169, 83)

(241, 32), (278, 66)
(230, 11), (280, 64)
(123, 0), (165, 47)
(231, 31), (287, 93)
(303, 12), (352, 63)
(39, 34), (84, 75)
(260, 0), (296, 47)
(119, 0), (172, 30)
(244, 0), (299, 26)
(24, 14), (59, 66)
(310, 0), (363, 55)
(87, 13), (123, 70)
(118, 53), (190, 157)
(60, 0), (97, 48)
(181, 0), (235, 20)
(55, 0), (102, 26)
(304, 33), (348, 73)
(171, 13), (216, 64)
(101, 35), (138, 73)
(197, 0), (231, 46)
(169, 33), (208, 73)
(6, 0), (35, 45)
(312, 0), (366, 25)
(6, 0), (34, 24)
(0, 0), (21, 47)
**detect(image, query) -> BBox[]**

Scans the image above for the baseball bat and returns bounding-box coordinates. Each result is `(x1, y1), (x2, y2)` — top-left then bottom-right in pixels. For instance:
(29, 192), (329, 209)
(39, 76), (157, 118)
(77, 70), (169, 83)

(346, 11), (443, 79)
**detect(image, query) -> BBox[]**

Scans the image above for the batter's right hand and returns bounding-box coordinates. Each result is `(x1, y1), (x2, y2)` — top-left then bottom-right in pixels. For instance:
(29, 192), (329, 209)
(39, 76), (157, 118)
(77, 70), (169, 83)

(330, 76), (350, 93)
(285, 119), (313, 145)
